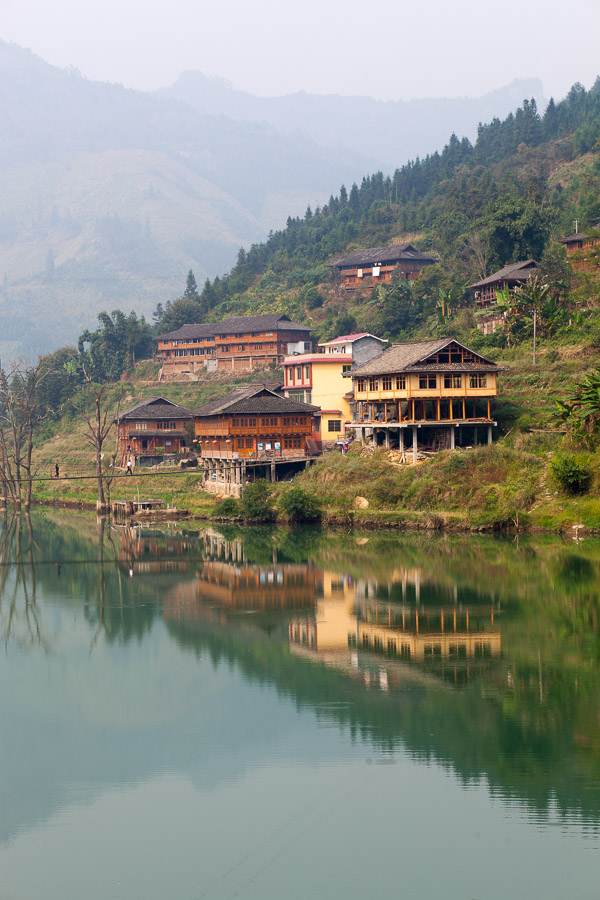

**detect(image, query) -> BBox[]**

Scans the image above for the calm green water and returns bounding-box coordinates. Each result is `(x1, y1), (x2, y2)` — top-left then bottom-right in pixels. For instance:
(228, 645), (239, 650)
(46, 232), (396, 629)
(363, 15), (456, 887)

(0, 512), (599, 899)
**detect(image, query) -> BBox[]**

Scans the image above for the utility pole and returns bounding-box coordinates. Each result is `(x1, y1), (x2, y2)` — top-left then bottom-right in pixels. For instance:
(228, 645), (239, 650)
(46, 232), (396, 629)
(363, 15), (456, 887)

(532, 309), (537, 365)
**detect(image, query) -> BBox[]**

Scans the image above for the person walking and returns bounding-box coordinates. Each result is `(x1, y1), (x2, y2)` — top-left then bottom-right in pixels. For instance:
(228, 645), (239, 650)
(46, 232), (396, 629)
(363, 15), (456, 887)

(55, 463), (59, 479)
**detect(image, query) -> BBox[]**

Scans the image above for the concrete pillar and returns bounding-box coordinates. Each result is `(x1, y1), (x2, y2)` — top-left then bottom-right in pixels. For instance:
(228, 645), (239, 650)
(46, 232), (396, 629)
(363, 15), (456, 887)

(487, 425), (492, 445)
(412, 426), (418, 463)
(474, 426), (478, 447)
(270, 461), (276, 482)
(450, 425), (455, 450)
(385, 429), (390, 449)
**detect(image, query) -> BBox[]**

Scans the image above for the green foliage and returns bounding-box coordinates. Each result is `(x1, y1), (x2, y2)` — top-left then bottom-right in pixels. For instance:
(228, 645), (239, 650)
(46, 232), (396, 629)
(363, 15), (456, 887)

(241, 480), (274, 521)
(213, 496), (241, 518)
(278, 486), (322, 523)
(299, 284), (323, 309)
(550, 453), (593, 494)
(78, 310), (153, 382)
(334, 313), (356, 336)
(555, 366), (600, 446)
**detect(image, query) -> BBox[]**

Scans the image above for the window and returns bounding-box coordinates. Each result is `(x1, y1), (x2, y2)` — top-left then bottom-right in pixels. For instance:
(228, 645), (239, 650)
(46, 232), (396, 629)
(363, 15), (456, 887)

(157, 421), (177, 430)
(356, 378), (367, 393)
(444, 375), (462, 389)
(419, 374), (437, 389)
(328, 419), (342, 432)
(369, 377), (378, 391)
(382, 376), (392, 391)
(342, 364), (352, 374)
(470, 374), (487, 388)
(395, 375), (406, 390)
(304, 366), (310, 380)
(135, 422), (147, 430)
(296, 366), (302, 381)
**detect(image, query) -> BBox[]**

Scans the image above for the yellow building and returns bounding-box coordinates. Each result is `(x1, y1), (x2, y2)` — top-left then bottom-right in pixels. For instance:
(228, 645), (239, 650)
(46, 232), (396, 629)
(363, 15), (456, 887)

(283, 331), (386, 445)
(289, 569), (501, 689)
(350, 338), (502, 458)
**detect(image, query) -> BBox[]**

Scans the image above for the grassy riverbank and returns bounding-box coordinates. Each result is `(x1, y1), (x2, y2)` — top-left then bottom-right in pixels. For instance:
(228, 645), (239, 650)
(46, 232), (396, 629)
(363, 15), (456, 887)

(28, 439), (600, 534)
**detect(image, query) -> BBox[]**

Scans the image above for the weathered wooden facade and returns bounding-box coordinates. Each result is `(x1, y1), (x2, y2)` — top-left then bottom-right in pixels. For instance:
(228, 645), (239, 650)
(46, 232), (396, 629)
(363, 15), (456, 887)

(328, 244), (437, 291)
(193, 385), (319, 461)
(471, 259), (537, 308)
(116, 397), (193, 466)
(560, 225), (600, 272)
(349, 339), (501, 459)
(157, 314), (312, 378)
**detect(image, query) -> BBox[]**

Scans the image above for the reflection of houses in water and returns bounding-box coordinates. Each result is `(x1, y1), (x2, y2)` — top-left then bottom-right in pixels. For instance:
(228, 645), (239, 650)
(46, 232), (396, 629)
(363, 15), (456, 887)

(289, 567), (500, 688)
(118, 528), (196, 575)
(198, 560), (318, 609)
(200, 528), (246, 564)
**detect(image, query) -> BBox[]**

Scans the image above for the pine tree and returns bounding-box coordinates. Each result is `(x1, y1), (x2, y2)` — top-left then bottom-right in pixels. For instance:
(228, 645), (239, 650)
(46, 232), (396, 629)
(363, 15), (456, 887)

(184, 270), (199, 300)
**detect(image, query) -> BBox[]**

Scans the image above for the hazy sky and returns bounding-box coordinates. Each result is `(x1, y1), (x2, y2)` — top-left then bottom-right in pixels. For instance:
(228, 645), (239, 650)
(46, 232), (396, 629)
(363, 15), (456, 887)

(2, 0), (599, 101)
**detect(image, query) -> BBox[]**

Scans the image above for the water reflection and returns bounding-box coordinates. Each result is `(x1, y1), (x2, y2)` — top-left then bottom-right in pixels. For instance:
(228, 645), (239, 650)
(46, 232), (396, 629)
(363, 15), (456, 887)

(0, 511), (599, 898)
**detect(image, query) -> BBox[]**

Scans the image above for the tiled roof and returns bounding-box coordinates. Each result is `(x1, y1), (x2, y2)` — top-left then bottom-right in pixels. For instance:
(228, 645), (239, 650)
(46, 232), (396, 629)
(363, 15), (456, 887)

(321, 332), (385, 344)
(215, 314), (311, 335)
(560, 223), (600, 244)
(119, 397), (194, 420)
(156, 314), (311, 341)
(351, 339), (500, 376)
(470, 260), (537, 289)
(193, 386), (318, 417)
(329, 244), (437, 268)
(156, 323), (218, 341)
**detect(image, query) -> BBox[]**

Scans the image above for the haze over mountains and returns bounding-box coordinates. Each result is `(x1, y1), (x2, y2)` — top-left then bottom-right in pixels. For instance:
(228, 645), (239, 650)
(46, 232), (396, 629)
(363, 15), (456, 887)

(0, 40), (545, 361)
(159, 73), (545, 169)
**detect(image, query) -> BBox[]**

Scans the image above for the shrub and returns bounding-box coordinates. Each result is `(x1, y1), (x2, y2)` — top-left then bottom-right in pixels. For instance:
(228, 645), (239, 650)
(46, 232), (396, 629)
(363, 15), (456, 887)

(550, 454), (593, 494)
(278, 486), (322, 522)
(213, 496), (240, 518)
(240, 480), (274, 521)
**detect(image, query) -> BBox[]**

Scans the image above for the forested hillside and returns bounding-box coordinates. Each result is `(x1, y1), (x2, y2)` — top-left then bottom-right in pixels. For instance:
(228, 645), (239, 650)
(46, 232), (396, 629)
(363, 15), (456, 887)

(20, 75), (600, 436)
(152, 80), (600, 345)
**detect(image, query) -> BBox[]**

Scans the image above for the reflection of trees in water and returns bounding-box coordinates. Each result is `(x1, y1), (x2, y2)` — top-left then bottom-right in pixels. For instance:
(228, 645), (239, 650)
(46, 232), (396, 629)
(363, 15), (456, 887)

(165, 610), (600, 826)
(5, 513), (600, 824)
(0, 511), (46, 652)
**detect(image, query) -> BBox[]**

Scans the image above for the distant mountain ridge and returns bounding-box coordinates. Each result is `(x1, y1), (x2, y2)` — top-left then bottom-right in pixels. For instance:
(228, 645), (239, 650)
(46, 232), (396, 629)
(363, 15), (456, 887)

(0, 40), (546, 361)
(158, 73), (546, 168)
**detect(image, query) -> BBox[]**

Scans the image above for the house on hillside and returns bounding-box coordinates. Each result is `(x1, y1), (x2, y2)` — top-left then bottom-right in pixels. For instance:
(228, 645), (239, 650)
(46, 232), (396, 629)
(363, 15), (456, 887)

(560, 224), (600, 272)
(117, 397), (194, 466)
(193, 385), (319, 461)
(155, 323), (218, 378)
(471, 260), (538, 308)
(328, 244), (437, 291)
(283, 332), (387, 445)
(348, 338), (502, 459)
(156, 314), (312, 379)
(471, 259), (538, 334)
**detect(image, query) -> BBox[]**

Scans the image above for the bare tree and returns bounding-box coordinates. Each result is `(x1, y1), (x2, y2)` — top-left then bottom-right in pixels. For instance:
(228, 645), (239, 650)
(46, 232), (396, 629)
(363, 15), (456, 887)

(0, 361), (46, 509)
(78, 365), (121, 512)
(460, 232), (489, 281)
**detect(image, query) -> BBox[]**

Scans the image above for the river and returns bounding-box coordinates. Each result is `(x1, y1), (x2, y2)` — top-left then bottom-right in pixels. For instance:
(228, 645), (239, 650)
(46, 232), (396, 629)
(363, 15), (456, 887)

(0, 511), (598, 899)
